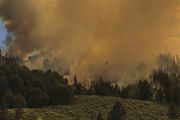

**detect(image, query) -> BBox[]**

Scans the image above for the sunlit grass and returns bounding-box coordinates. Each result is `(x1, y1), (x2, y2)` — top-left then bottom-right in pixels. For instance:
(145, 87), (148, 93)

(9, 95), (180, 120)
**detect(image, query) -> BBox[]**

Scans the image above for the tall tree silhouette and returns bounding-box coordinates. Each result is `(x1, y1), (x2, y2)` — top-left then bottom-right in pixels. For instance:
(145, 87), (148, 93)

(108, 101), (126, 120)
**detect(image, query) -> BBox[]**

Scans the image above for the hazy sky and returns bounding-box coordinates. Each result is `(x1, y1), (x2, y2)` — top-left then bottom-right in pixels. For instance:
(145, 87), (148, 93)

(0, 20), (6, 48)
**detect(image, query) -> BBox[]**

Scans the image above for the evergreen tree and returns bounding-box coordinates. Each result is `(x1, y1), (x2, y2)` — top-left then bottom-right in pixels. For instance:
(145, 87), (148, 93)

(137, 80), (152, 100)
(108, 101), (126, 120)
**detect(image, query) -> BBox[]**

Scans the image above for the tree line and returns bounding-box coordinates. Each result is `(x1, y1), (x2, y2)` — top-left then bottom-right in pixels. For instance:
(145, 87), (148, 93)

(0, 63), (74, 109)
(71, 54), (180, 119)
(72, 54), (180, 107)
(0, 53), (179, 119)
(72, 72), (180, 105)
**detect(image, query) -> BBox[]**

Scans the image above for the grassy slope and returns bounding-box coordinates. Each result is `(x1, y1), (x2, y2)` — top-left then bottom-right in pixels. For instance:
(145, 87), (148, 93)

(9, 95), (179, 120)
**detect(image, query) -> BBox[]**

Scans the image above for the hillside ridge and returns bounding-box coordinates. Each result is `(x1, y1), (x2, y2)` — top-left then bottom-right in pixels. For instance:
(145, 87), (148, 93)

(9, 95), (179, 120)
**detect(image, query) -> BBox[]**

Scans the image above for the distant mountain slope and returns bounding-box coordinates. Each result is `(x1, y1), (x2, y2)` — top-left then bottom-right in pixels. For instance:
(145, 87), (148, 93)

(9, 95), (179, 120)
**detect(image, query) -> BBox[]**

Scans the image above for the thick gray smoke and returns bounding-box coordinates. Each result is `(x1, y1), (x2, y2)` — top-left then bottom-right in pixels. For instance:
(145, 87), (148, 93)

(0, 0), (180, 85)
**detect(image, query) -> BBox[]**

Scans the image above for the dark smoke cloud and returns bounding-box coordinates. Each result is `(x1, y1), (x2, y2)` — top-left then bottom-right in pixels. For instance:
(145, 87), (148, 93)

(0, 0), (180, 85)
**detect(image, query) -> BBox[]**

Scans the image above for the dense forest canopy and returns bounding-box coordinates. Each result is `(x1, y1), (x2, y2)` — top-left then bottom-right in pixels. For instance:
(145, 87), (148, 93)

(0, 62), (74, 108)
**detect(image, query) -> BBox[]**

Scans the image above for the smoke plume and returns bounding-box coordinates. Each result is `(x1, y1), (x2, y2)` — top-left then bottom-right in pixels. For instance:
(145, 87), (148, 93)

(0, 0), (180, 85)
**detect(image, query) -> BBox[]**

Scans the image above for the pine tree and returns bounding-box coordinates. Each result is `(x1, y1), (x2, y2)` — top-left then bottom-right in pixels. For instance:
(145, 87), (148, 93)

(108, 101), (126, 120)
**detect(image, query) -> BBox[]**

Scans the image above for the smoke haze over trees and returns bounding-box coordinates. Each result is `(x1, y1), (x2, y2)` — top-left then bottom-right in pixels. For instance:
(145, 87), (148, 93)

(0, 1), (180, 120)
(0, 0), (180, 85)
